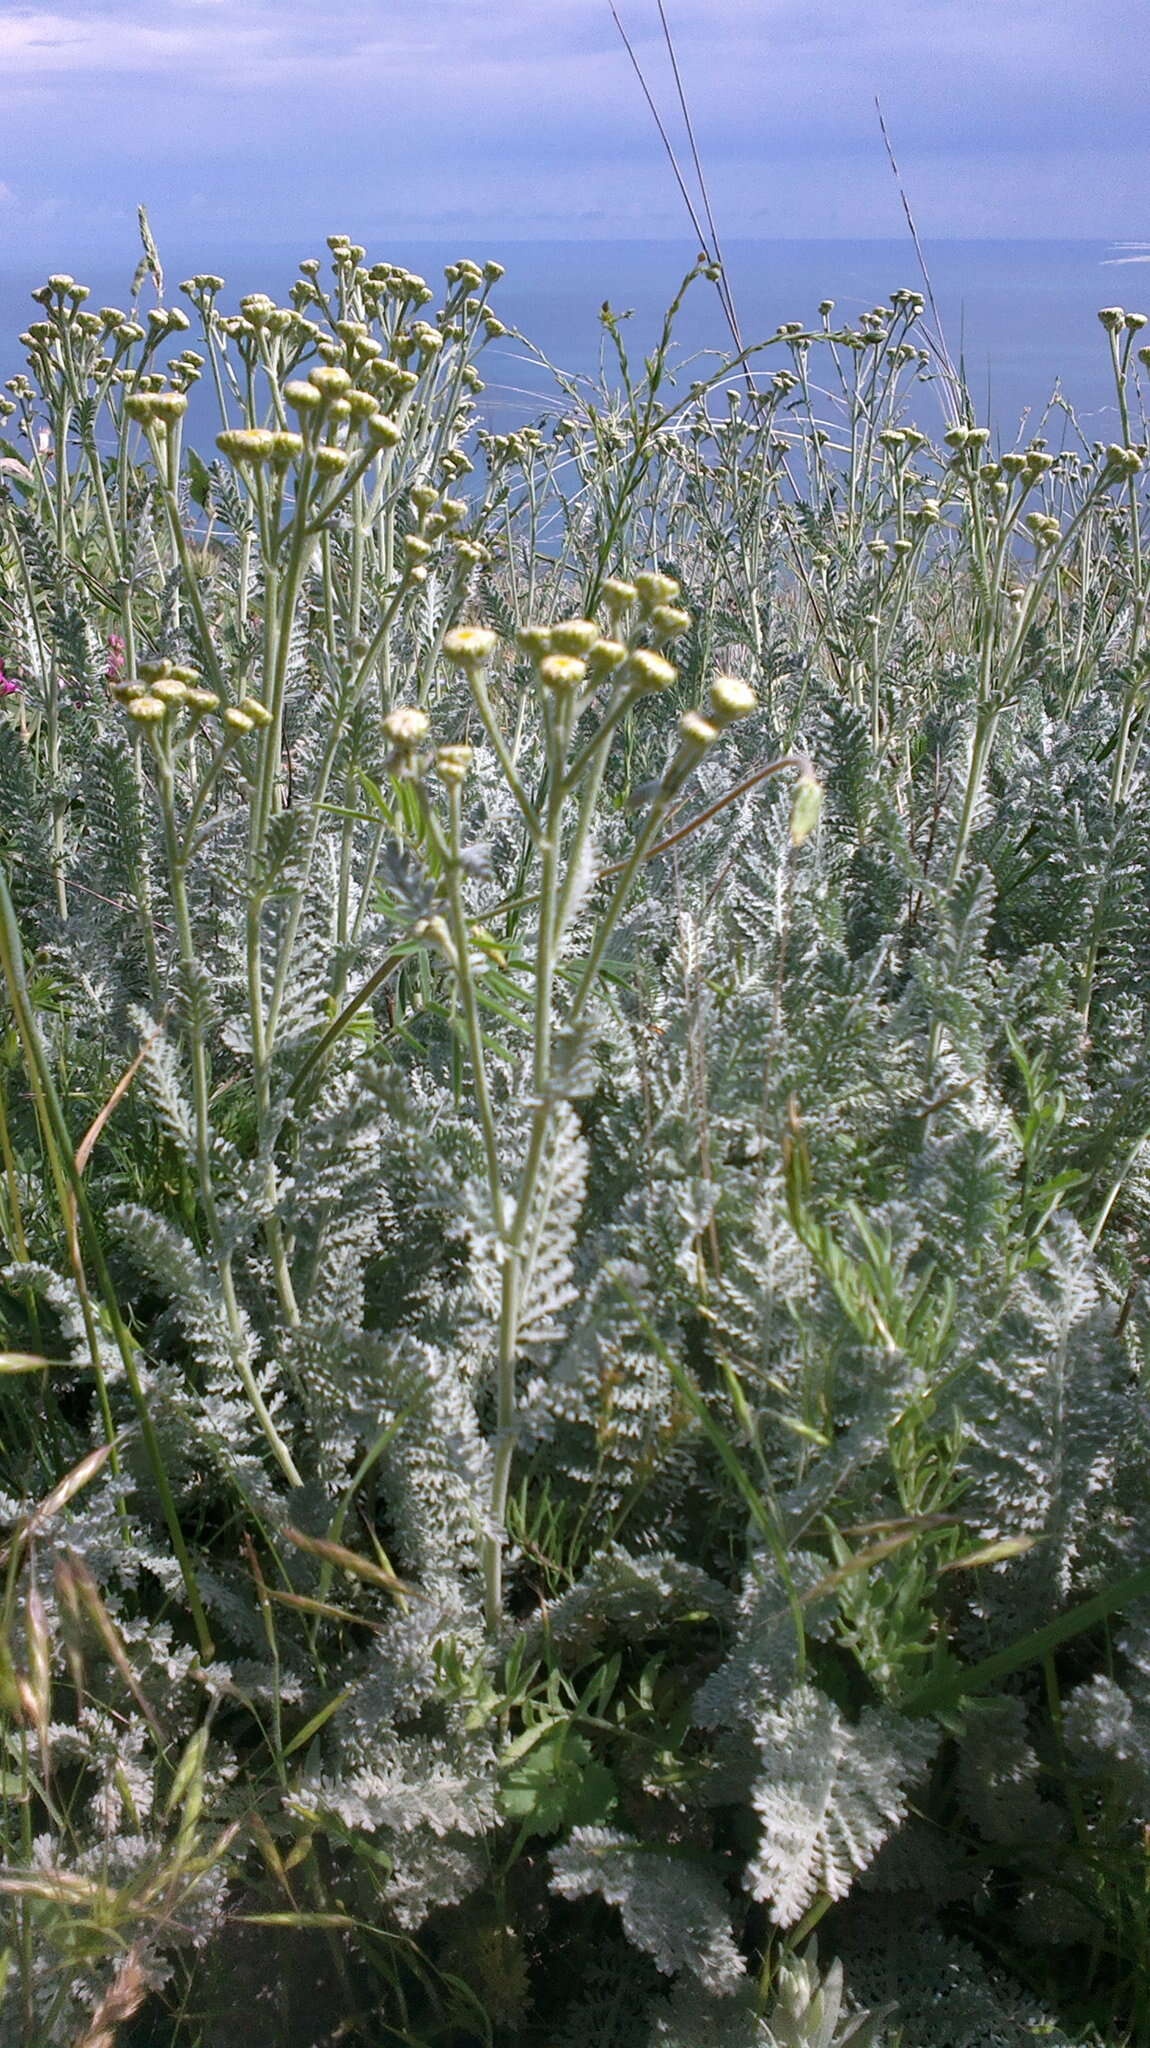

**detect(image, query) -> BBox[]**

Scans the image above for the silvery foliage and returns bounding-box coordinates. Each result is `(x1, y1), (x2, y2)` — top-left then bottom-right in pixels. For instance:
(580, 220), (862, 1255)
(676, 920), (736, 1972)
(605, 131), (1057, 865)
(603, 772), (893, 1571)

(549, 1827), (746, 1994)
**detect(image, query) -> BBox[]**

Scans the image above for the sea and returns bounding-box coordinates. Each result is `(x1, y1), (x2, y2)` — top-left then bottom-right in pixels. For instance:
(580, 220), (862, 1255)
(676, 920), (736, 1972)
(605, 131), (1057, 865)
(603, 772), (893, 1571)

(1, 238), (1146, 450)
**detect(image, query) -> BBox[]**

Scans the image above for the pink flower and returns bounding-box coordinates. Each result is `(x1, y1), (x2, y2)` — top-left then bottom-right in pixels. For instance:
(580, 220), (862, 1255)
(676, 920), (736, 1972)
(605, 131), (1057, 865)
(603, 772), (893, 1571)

(105, 632), (126, 683)
(0, 660), (20, 697)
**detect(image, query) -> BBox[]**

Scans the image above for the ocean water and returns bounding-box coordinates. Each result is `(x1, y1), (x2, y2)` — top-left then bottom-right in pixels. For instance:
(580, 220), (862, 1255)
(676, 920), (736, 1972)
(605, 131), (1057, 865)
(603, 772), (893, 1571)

(0, 239), (1141, 449)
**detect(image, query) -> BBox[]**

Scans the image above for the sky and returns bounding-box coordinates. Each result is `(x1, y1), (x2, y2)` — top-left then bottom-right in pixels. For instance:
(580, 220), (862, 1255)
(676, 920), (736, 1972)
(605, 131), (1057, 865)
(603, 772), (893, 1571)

(0, 0), (1146, 266)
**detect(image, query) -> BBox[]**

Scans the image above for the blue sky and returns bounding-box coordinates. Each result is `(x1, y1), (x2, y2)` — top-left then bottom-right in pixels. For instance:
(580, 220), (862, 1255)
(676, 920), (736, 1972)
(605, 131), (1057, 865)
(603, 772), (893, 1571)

(0, 0), (1145, 261)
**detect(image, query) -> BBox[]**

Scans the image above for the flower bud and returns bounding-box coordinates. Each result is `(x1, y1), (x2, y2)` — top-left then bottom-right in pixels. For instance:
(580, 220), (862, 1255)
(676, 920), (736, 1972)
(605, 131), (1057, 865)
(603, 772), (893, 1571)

(678, 711), (718, 747)
(549, 617), (599, 657)
(435, 743), (473, 785)
(185, 687), (220, 715)
(223, 708), (255, 734)
(586, 638), (627, 677)
(443, 626), (498, 667)
(239, 697), (273, 726)
(633, 569), (680, 613)
(709, 675), (757, 725)
(790, 766), (823, 846)
(516, 626), (552, 661)
(150, 677), (188, 706)
(404, 535), (434, 563)
(314, 444), (351, 475)
(269, 431), (304, 467)
(285, 380), (324, 413)
(366, 412), (401, 448)
(339, 389), (375, 422)
(539, 654), (587, 692)
(623, 649), (677, 693)
(217, 427), (276, 465)
(648, 604), (692, 642)
(1098, 307), (1126, 333)
(126, 695), (166, 724)
(600, 578), (637, 618)
(309, 365), (354, 398)
(383, 705), (431, 749)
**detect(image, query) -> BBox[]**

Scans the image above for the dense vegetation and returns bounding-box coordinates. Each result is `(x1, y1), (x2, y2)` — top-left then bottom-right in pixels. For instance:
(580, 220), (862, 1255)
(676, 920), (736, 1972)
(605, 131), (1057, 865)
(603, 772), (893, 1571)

(0, 226), (1148, 2045)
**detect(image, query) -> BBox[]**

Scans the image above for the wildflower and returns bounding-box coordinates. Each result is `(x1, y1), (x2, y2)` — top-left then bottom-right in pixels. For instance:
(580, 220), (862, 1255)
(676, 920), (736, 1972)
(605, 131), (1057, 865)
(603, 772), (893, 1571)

(0, 659), (20, 698)
(268, 432), (304, 468)
(623, 649), (677, 693)
(383, 706), (430, 750)
(600, 578), (637, 619)
(216, 427), (276, 465)
(678, 710), (718, 747)
(516, 626), (552, 662)
(443, 626), (498, 668)
(314, 445), (350, 476)
(308, 365), (354, 399)
(285, 380), (324, 413)
(435, 743), (473, 786)
(126, 695), (166, 724)
(648, 604), (692, 643)
(539, 654), (587, 692)
(549, 618), (599, 657)
(366, 413), (401, 449)
(633, 569), (681, 613)
(709, 676), (757, 726)
(586, 638), (627, 677)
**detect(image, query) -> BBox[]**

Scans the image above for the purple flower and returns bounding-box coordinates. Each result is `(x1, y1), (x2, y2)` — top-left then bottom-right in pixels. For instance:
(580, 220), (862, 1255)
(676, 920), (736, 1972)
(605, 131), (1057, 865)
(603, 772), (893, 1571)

(105, 632), (126, 683)
(0, 661), (20, 698)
